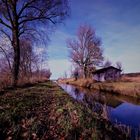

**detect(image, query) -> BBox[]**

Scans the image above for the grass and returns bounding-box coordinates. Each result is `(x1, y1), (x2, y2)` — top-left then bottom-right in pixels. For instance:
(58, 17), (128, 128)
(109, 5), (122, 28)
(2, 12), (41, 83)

(58, 77), (140, 98)
(58, 78), (93, 88)
(0, 81), (129, 140)
(90, 82), (140, 97)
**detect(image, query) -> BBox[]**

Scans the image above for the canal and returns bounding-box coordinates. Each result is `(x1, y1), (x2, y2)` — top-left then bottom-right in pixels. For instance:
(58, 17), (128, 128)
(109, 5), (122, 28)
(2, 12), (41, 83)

(60, 84), (140, 140)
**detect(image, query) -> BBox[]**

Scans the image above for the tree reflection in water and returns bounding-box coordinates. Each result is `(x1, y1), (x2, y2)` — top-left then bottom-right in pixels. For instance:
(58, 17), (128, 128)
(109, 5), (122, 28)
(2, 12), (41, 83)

(72, 86), (109, 119)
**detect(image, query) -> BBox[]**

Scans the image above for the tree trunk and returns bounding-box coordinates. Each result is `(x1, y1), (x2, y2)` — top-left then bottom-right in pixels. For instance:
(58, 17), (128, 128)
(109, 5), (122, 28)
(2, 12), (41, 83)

(84, 66), (87, 79)
(12, 30), (20, 86)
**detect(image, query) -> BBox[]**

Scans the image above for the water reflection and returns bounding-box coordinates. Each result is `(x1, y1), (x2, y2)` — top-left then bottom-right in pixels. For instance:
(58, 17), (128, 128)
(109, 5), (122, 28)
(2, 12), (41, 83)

(60, 84), (140, 139)
(60, 84), (123, 112)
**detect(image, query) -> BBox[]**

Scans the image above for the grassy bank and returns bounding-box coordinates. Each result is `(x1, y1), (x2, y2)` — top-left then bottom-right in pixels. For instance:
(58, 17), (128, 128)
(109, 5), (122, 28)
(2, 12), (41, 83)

(0, 81), (129, 140)
(90, 82), (140, 97)
(58, 78), (93, 88)
(58, 78), (140, 98)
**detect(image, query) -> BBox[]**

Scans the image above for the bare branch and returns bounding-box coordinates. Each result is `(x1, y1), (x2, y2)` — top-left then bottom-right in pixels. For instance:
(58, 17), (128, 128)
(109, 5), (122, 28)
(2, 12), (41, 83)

(0, 46), (12, 73)
(18, 0), (36, 17)
(67, 25), (103, 78)
(5, 0), (14, 27)
(0, 0), (69, 85)
(0, 18), (12, 29)
(0, 29), (12, 43)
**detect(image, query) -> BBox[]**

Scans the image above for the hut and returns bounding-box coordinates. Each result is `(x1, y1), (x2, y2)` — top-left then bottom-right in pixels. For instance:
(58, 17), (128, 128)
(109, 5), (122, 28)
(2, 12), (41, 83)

(92, 66), (122, 82)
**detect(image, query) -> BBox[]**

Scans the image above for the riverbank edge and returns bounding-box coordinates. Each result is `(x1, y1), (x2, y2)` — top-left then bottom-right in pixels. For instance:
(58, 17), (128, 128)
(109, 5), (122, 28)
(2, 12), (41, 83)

(58, 78), (140, 98)
(0, 81), (129, 139)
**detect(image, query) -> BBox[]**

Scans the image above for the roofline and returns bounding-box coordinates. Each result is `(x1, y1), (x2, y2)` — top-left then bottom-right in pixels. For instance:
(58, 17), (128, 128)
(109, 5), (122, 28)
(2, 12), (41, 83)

(92, 66), (122, 74)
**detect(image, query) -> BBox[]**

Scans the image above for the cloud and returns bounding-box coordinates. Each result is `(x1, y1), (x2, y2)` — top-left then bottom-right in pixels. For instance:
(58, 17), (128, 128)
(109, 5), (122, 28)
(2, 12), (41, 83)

(48, 59), (72, 79)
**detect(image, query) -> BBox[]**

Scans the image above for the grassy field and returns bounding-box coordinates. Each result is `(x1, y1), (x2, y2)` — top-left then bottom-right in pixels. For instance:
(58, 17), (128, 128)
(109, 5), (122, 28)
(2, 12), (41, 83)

(0, 81), (129, 140)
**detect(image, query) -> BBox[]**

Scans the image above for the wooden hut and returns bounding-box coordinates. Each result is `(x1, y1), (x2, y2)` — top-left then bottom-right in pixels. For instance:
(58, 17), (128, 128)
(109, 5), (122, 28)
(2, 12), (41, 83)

(93, 66), (122, 82)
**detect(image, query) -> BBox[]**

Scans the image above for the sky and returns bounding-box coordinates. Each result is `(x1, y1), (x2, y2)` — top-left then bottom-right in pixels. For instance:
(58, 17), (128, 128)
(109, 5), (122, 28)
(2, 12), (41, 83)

(47, 0), (140, 79)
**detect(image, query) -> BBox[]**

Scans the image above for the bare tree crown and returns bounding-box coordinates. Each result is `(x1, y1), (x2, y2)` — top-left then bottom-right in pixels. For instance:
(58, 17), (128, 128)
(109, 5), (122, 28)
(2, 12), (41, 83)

(0, 0), (69, 39)
(67, 25), (103, 78)
(0, 0), (69, 85)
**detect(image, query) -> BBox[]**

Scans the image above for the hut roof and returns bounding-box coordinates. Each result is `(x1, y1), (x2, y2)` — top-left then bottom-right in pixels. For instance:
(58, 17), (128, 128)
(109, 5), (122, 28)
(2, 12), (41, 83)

(93, 66), (122, 74)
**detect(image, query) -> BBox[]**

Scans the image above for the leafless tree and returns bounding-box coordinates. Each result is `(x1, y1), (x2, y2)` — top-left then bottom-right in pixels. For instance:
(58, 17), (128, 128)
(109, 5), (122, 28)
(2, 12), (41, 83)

(116, 61), (123, 70)
(103, 60), (112, 68)
(34, 69), (52, 80)
(45, 69), (52, 79)
(0, 35), (13, 74)
(0, 35), (50, 85)
(86, 66), (96, 77)
(67, 25), (103, 78)
(0, 35), (13, 87)
(20, 38), (34, 79)
(71, 67), (79, 80)
(0, 0), (69, 86)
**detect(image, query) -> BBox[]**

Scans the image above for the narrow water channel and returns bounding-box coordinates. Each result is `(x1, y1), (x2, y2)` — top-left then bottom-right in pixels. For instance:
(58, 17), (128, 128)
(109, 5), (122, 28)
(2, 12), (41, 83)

(59, 84), (140, 140)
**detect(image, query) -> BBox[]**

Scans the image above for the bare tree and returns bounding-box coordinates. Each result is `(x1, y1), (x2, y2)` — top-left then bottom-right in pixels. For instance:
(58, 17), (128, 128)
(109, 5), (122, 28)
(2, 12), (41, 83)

(0, 35), (13, 87)
(72, 68), (79, 80)
(0, 35), (52, 86)
(45, 69), (52, 79)
(20, 38), (34, 79)
(36, 69), (52, 80)
(0, 0), (69, 86)
(0, 35), (13, 74)
(116, 61), (123, 70)
(103, 60), (112, 68)
(86, 66), (96, 77)
(67, 25), (103, 78)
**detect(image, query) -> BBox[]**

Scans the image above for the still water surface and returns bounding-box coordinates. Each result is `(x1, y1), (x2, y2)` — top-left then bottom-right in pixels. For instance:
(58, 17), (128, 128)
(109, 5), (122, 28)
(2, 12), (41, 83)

(60, 84), (140, 139)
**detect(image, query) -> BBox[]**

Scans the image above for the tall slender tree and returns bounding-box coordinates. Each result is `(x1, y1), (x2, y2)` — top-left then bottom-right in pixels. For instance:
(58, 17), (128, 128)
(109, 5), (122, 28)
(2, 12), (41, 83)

(0, 0), (69, 86)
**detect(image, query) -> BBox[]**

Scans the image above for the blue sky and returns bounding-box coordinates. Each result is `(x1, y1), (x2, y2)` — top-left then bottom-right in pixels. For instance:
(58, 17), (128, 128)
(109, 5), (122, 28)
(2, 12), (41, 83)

(47, 0), (140, 79)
